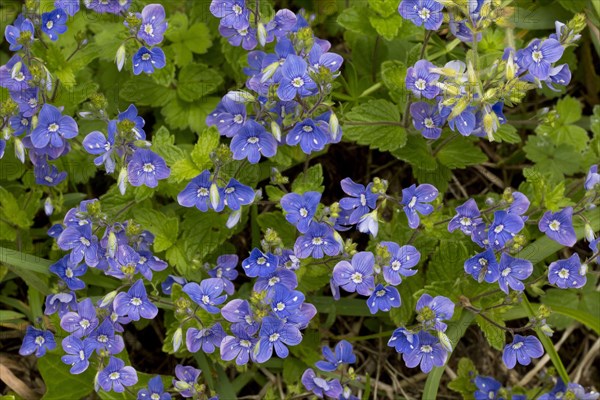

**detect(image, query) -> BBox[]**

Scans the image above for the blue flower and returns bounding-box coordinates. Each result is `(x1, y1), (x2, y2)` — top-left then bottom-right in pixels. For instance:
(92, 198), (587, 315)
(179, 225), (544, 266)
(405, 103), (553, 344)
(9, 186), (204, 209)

(496, 254), (533, 294)
(98, 357), (138, 393)
(61, 335), (95, 374)
(161, 275), (187, 295)
(57, 223), (99, 267)
(137, 375), (171, 400)
(220, 324), (257, 365)
(34, 163), (68, 186)
(19, 326), (56, 357)
(315, 340), (355, 372)
(55, 0), (80, 16)
(137, 4), (167, 46)
(286, 118), (329, 154)
(11, 87), (39, 117)
(401, 183), (439, 229)
(113, 280), (158, 321)
(277, 55), (317, 101)
(210, 0), (250, 30)
(388, 327), (419, 354)
(539, 207), (577, 247)
(448, 198), (482, 235)
(83, 125), (116, 173)
(270, 285), (305, 318)
(381, 242), (420, 286)
(242, 248), (279, 278)
(254, 268), (298, 296)
(222, 178), (255, 210)
(367, 284), (401, 314)
(255, 316), (302, 363)
(85, 0), (131, 14)
(339, 178), (379, 225)
(538, 379), (567, 400)
(502, 334), (543, 369)
(60, 298), (99, 338)
(265, 9), (297, 42)
(405, 60), (440, 99)
(127, 149), (170, 188)
(307, 43), (344, 73)
(261, 37), (296, 83)
(488, 210), (524, 250)
(117, 104), (146, 139)
(208, 254), (239, 295)
(183, 278), (227, 314)
(178, 170), (218, 212)
(415, 294), (454, 332)
(0, 55), (32, 91)
(49, 255), (87, 291)
(543, 64), (572, 91)
(332, 251), (375, 296)
(403, 331), (447, 373)
(464, 248), (499, 283)
(585, 165), (599, 191)
(301, 368), (343, 399)
(4, 15), (35, 51)
(135, 251), (167, 281)
(186, 322), (226, 353)
(219, 25), (258, 51)
(44, 292), (76, 318)
(410, 102), (445, 139)
(507, 191), (530, 216)
(548, 253), (586, 289)
(230, 120), (277, 163)
(280, 191), (321, 233)
(132, 47), (166, 75)
(209, 97), (247, 137)
(294, 222), (341, 259)
(41, 8), (68, 41)
(446, 106), (478, 136)
(519, 39), (564, 80)
(30, 104), (78, 150)
(88, 318), (125, 355)
(398, 0), (444, 30)
(474, 376), (502, 400)
(173, 365), (202, 398)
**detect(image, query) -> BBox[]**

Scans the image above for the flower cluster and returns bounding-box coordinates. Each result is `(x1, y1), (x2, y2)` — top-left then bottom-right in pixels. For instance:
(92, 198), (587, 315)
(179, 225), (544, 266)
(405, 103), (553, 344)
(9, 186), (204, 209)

(473, 376), (599, 400)
(302, 340), (359, 399)
(387, 293), (455, 373)
(399, 2), (585, 141)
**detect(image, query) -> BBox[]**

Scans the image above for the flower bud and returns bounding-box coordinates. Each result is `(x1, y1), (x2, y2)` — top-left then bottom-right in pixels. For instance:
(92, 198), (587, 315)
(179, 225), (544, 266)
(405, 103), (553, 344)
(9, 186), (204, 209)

(226, 90), (255, 103)
(107, 230), (118, 258)
(174, 380), (191, 391)
(14, 138), (26, 163)
(44, 197), (53, 216)
(210, 183), (220, 210)
(584, 223), (595, 242)
(115, 44), (126, 72)
(261, 61), (280, 83)
(540, 323), (554, 337)
(118, 167), (128, 195)
(173, 326), (183, 352)
(506, 53), (516, 80)
(438, 330), (453, 352)
(579, 262), (588, 276)
(257, 22), (267, 47)
(11, 61), (22, 79)
(100, 290), (118, 308)
(271, 121), (281, 142)
(329, 112), (340, 141)
(226, 209), (242, 229)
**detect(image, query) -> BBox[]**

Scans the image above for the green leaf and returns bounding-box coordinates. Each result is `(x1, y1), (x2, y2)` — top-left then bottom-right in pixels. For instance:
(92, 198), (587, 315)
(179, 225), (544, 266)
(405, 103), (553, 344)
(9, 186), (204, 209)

(256, 212), (297, 247)
(495, 124), (521, 144)
(0, 188), (33, 228)
(475, 313), (505, 351)
(369, 13), (403, 40)
(120, 75), (175, 108)
(556, 95), (582, 124)
(177, 63), (223, 102)
(0, 247), (51, 275)
(381, 60), (407, 104)
(152, 126), (186, 165)
(0, 310), (25, 322)
(337, 6), (377, 36)
(437, 138), (488, 169)
(343, 100), (407, 152)
(133, 209), (179, 252)
(523, 136), (581, 177)
(161, 96), (220, 134)
(39, 353), (95, 399)
(190, 126), (221, 170)
(447, 358), (478, 398)
(368, 0), (398, 17)
(165, 14), (212, 66)
(291, 164), (324, 194)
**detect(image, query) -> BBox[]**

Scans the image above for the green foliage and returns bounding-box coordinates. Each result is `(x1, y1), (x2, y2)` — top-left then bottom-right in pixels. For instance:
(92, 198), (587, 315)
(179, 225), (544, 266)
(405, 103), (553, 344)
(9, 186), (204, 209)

(448, 358), (478, 398)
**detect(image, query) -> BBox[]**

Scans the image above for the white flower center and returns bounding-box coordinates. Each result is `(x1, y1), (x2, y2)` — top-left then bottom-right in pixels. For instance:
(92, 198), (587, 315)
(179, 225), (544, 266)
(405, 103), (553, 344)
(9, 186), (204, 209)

(501, 267), (511, 277)
(197, 187), (209, 197)
(391, 260), (401, 271)
(80, 236), (91, 246)
(109, 372), (121, 380)
(276, 302), (285, 311)
(65, 267), (74, 278)
(247, 136), (259, 144)
(46, 21), (54, 29)
(478, 258), (488, 267)
(79, 350), (85, 360)
(98, 334), (108, 343)
(232, 3), (243, 14)
(558, 268), (570, 279)
(549, 220), (560, 231)
(494, 224), (504, 234)
(151, 394), (160, 400)
(292, 77), (304, 88)
(144, 23), (154, 36)
(299, 207), (308, 217)
(421, 344), (433, 353)
(408, 196), (418, 208)
(15, 72), (25, 81)
(360, 194), (366, 207)
(240, 339), (251, 348)
(460, 217), (472, 226)
(79, 319), (90, 329)
(225, 187), (235, 194)
(302, 125), (313, 133)
(131, 297), (142, 306)
(532, 50), (543, 63)
(376, 289), (386, 297)
(257, 256), (266, 265)
(268, 277), (280, 286)
(201, 295), (210, 304)
(512, 341), (524, 350)
(415, 79), (427, 91)
(234, 114), (244, 124)
(35, 335), (45, 346)
(424, 118), (435, 128)
(311, 237), (323, 245)
(418, 7), (431, 20)
(48, 123), (60, 132)
(350, 272), (363, 284)
(269, 332), (280, 342)
(142, 53), (151, 61)
(143, 163), (155, 173)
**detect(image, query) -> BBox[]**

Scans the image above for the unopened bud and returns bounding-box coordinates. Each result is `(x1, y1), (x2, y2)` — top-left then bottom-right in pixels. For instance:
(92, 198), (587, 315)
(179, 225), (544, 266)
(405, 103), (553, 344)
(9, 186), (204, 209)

(257, 23), (267, 47)
(226, 208), (242, 229)
(44, 197), (53, 216)
(210, 183), (220, 210)
(14, 138), (25, 163)
(329, 112), (339, 141)
(118, 167), (128, 195)
(261, 61), (280, 83)
(584, 223), (595, 242)
(226, 90), (255, 103)
(11, 61), (22, 79)
(100, 290), (118, 307)
(271, 121), (281, 142)
(173, 327), (183, 352)
(107, 230), (118, 258)
(540, 324), (554, 337)
(438, 330), (453, 352)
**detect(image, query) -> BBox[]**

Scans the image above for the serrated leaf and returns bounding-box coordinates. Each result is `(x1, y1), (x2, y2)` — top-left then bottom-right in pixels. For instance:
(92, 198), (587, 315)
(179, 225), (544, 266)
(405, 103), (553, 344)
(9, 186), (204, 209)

(368, 0), (398, 17)
(436, 138), (488, 169)
(391, 134), (436, 171)
(555, 95), (582, 124)
(495, 124), (521, 143)
(344, 99), (407, 152)
(38, 353), (95, 400)
(133, 209), (179, 252)
(475, 313), (505, 351)
(120, 75), (175, 108)
(381, 60), (406, 103)
(448, 358), (478, 397)
(190, 126), (220, 170)
(177, 63), (223, 102)
(0, 187), (32, 228)
(151, 126), (186, 165)
(256, 212), (297, 247)
(337, 6), (377, 36)
(523, 136), (581, 177)
(161, 97), (220, 134)
(369, 13), (402, 40)
(291, 164), (324, 194)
